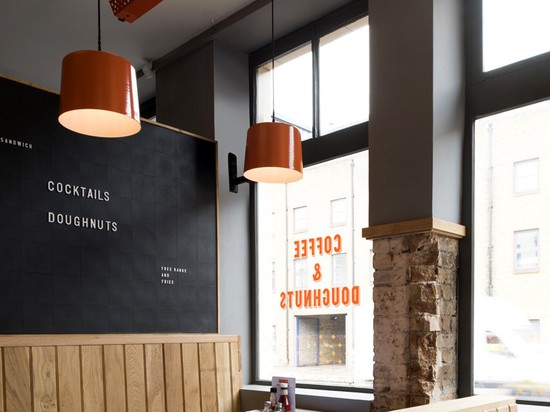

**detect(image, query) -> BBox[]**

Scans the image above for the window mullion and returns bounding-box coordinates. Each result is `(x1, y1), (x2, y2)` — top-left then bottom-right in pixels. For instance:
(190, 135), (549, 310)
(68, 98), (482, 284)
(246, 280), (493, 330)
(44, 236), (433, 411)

(312, 30), (321, 139)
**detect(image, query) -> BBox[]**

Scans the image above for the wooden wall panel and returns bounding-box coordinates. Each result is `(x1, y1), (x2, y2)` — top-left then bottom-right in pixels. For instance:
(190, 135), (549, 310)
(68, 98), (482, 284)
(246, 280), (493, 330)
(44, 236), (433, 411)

(104, 345), (126, 412)
(229, 341), (242, 412)
(57, 346), (82, 412)
(0, 349), (4, 412)
(145, 344), (166, 412)
(164, 344), (184, 412)
(198, 343), (218, 412)
(4, 347), (32, 412)
(215, 343), (231, 412)
(81, 346), (105, 412)
(0, 334), (241, 412)
(125, 345), (147, 412)
(31, 347), (57, 412)
(182, 344), (201, 412)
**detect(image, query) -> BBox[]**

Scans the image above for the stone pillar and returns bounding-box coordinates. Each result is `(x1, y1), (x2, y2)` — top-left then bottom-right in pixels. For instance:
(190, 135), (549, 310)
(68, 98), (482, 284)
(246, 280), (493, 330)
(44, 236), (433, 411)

(364, 218), (465, 412)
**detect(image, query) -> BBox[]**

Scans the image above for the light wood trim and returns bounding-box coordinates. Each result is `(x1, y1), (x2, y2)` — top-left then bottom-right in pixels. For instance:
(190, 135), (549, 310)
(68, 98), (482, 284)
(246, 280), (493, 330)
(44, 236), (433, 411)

(125, 345), (147, 412)
(362, 217), (466, 240)
(164, 344), (184, 412)
(57, 346), (82, 412)
(0, 334), (239, 348)
(81, 346), (104, 412)
(182, 344), (201, 412)
(4, 347), (32, 412)
(215, 343), (231, 412)
(229, 341), (242, 412)
(0, 349), (4, 412)
(145, 345), (165, 412)
(198, 344), (217, 412)
(31, 346), (57, 412)
(104, 345), (126, 412)
(390, 395), (516, 412)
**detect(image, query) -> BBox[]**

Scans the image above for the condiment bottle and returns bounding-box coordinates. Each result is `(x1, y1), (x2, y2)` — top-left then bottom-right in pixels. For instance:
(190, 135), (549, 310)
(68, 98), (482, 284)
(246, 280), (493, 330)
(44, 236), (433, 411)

(270, 387), (277, 408)
(263, 400), (272, 412)
(278, 382), (291, 412)
(274, 402), (285, 412)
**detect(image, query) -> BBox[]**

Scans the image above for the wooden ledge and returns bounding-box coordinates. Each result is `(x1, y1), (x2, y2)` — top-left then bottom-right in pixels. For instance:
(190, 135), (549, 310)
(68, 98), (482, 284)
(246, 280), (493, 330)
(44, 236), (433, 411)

(0, 333), (240, 348)
(362, 217), (466, 240)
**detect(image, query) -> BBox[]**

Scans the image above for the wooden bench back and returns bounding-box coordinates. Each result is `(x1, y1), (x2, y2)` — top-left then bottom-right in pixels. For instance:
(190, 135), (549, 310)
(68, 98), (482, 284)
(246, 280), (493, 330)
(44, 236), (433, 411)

(0, 334), (241, 412)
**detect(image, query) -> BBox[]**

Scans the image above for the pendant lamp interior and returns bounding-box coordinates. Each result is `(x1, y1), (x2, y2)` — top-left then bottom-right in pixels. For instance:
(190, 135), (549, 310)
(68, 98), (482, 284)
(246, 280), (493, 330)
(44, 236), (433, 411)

(239, 0), (303, 186)
(58, 0), (141, 138)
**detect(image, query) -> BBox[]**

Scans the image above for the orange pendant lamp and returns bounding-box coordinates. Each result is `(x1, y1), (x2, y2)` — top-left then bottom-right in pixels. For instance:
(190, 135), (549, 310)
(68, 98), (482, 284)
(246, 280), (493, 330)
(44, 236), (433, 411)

(58, 0), (140, 138)
(243, 122), (302, 183)
(242, 0), (303, 184)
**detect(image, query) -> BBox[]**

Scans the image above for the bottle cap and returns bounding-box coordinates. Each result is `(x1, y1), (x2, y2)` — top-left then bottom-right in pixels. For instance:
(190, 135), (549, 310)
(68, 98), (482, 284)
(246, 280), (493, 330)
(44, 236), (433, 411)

(270, 387), (277, 393)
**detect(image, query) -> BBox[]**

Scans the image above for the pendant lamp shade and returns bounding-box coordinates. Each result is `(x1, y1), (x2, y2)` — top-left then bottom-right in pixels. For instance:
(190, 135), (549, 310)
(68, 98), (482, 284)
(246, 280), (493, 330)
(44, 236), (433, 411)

(58, 50), (141, 138)
(243, 122), (303, 183)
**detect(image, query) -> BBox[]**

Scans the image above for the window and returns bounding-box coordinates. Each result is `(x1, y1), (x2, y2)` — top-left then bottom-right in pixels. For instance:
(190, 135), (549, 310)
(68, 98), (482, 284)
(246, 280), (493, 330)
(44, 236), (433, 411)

(332, 253), (347, 285)
(256, 151), (370, 388)
(256, 44), (313, 140)
(514, 158), (539, 194)
(252, 5), (368, 147)
(482, 0), (550, 71)
(294, 258), (308, 289)
(272, 262), (276, 293)
(252, 1), (369, 390)
(331, 198), (347, 227)
(514, 229), (539, 272)
(293, 206), (308, 233)
(319, 16), (369, 135)
(473, 101), (550, 403)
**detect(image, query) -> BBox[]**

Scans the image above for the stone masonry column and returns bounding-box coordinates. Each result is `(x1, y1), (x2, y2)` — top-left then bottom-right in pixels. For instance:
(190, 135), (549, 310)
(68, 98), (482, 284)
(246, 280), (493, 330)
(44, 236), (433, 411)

(363, 218), (465, 412)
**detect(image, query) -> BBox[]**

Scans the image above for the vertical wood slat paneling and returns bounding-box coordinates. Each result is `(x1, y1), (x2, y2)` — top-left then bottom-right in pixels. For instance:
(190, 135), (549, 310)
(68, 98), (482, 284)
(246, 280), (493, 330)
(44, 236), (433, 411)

(0, 335), (241, 412)
(198, 343), (217, 412)
(164, 344), (184, 412)
(81, 346), (105, 412)
(125, 345), (147, 412)
(182, 344), (200, 412)
(145, 344), (166, 412)
(31, 347), (57, 412)
(57, 346), (82, 412)
(4, 347), (32, 412)
(229, 342), (242, 412)
(215, 343), (231, 412)
(104, 345), (126, 412)
(0, 348), (4, 412)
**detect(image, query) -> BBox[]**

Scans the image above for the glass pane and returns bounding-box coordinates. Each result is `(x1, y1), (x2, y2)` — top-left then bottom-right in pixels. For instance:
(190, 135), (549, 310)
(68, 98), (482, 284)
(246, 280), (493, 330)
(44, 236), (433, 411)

(331, 198), (347, 227)
(256, 43), (313, 140)
(514, 158), (539, 194)
(256, 151), (373, 388)
(474, 100), (550, 402)
(483, 0), (550, 72)
(320, 16), (369, 135)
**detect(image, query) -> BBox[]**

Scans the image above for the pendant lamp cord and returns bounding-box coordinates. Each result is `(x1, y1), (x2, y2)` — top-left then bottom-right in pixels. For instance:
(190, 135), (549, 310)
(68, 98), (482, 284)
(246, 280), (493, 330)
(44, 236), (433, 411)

(271, 0), (275, 123)
(97, 0), (102, 51)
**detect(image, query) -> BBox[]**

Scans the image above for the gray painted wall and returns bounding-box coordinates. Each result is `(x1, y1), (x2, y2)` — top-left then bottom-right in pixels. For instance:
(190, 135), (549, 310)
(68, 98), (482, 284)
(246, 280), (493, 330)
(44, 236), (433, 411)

(213, 40), (252, 385)
(369, 0), (464, 226)
(432, 0), (465, 223)
(156, 43), (215, 139)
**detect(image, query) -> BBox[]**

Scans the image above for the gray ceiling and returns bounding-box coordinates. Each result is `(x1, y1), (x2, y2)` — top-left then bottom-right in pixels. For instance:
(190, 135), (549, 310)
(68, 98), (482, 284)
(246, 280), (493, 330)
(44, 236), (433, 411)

(0, 0), (352, 103)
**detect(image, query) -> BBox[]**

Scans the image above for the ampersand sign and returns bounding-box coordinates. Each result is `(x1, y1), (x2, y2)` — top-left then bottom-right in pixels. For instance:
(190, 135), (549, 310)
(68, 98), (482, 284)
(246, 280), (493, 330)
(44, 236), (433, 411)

(312, 263), (322, 282)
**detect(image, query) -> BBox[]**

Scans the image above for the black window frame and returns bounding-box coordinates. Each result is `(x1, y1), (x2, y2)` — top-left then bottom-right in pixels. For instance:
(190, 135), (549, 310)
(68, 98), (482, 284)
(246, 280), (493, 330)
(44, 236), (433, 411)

(460, 0), (550, 407)
(248, 0), (370, 390)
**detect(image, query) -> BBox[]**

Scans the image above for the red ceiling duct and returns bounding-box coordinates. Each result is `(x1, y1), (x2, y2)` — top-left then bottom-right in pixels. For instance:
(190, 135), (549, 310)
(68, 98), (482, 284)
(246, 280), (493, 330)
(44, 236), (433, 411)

(109, 0), (164, 23)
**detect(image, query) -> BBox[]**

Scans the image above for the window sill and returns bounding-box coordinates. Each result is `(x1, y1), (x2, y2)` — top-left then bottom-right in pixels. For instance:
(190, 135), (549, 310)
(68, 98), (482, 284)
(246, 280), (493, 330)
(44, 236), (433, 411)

(240, 384), (372, 412)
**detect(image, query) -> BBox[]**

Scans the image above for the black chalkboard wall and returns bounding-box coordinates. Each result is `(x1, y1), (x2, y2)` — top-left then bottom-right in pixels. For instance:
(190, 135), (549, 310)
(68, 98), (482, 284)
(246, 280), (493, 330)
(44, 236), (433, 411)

(0, 76), (218, 333)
